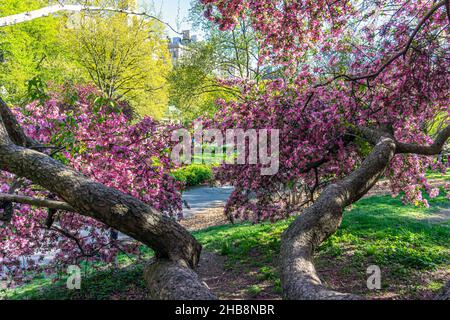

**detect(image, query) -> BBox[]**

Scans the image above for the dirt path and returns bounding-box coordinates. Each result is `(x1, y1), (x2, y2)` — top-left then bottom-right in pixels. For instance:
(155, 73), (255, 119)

(180, 207), (229, 231)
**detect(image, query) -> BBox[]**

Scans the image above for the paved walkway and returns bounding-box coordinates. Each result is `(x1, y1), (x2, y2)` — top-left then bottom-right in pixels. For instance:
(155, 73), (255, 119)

(181, 186), (233, 218)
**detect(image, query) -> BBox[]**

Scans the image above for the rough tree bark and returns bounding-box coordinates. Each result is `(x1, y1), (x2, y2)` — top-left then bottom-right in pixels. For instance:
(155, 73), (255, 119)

(280, 126), (450, 300)
(0, 98), (215, 300)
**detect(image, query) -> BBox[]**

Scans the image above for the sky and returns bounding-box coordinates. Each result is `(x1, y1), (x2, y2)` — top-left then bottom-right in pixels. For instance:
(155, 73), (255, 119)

(139, 0), (195, 38)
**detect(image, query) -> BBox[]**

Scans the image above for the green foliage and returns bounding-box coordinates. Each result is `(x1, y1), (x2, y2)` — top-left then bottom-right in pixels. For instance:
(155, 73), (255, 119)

(0, 0), (87, 104)
(168, 2), (283, 122)
(63, 5), (171, 119)
(426, 168), (450, 181)
(25, 75), (49, 105)
(172, 164), (213, 187)
(257, 266), (277, 281)
(168, 41), (236, 122)
(246, 284), (262, 297)
(0, 0), (169, 118)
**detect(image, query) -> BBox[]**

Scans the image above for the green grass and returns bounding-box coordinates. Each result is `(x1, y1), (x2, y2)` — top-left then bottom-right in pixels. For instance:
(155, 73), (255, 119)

(323, 196), (449, 269)
(194, 193), (449, 267)
(1, 191), (449, 300)
(246, 284), (263, 297)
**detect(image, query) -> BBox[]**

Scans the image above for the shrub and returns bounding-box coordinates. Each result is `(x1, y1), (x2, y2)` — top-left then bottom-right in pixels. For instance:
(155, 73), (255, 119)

(172, 164), (213, 187)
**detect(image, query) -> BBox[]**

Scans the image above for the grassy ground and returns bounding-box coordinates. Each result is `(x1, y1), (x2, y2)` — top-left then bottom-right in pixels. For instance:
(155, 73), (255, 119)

(1, 192), (449, 300)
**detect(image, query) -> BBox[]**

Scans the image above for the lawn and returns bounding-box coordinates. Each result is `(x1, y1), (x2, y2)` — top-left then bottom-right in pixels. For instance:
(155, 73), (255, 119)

(1, 191), (449, 300)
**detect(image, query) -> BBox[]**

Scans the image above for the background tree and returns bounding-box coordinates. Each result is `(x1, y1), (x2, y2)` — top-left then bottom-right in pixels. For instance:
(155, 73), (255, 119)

(190, 1), (278, 81)
(167, 41), (237, 122)
(64, 1), (172, 118)
(0, 0), (85, 104)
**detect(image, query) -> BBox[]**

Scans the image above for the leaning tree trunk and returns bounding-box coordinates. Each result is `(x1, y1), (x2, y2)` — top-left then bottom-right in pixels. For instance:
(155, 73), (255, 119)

(0, 98), (215, 300)
(280, 125), (450, 300)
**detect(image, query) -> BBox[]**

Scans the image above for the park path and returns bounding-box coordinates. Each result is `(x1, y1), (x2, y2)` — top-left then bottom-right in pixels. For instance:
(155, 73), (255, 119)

(181, 178), (448, 217)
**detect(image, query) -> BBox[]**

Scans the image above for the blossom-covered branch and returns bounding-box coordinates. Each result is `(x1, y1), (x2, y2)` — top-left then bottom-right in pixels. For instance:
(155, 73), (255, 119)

(319, 0), (447, 85)
(0, 88), (214, 299)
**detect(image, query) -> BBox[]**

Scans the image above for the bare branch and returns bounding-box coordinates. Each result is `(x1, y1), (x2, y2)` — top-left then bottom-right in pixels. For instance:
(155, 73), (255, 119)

(0, 193), (75, 211)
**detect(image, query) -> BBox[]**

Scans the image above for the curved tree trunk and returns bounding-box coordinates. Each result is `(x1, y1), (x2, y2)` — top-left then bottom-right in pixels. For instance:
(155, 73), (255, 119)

(280, 125), (450, 300)
(0, 99), (215, 300)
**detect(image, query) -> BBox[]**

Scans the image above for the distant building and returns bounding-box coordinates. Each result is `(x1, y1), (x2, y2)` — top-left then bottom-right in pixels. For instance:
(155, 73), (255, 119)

(168, 30), (198, 65)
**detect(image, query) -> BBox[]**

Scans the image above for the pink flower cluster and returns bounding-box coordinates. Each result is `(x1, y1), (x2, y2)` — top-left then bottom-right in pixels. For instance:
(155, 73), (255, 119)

(0, 86), (182, 281)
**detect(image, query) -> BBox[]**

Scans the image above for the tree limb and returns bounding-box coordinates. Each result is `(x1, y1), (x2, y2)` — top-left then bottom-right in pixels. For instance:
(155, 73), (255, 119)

(0, 193), (75, 211)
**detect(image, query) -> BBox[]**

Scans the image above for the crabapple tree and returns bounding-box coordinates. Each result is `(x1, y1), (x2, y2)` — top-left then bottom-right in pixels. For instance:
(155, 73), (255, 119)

(201, 0), (450, 299)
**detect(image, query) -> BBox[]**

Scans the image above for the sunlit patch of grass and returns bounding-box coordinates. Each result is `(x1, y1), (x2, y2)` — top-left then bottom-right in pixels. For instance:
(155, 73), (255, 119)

(246, 284), (262, 297)
(193, 193), (449, 297)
